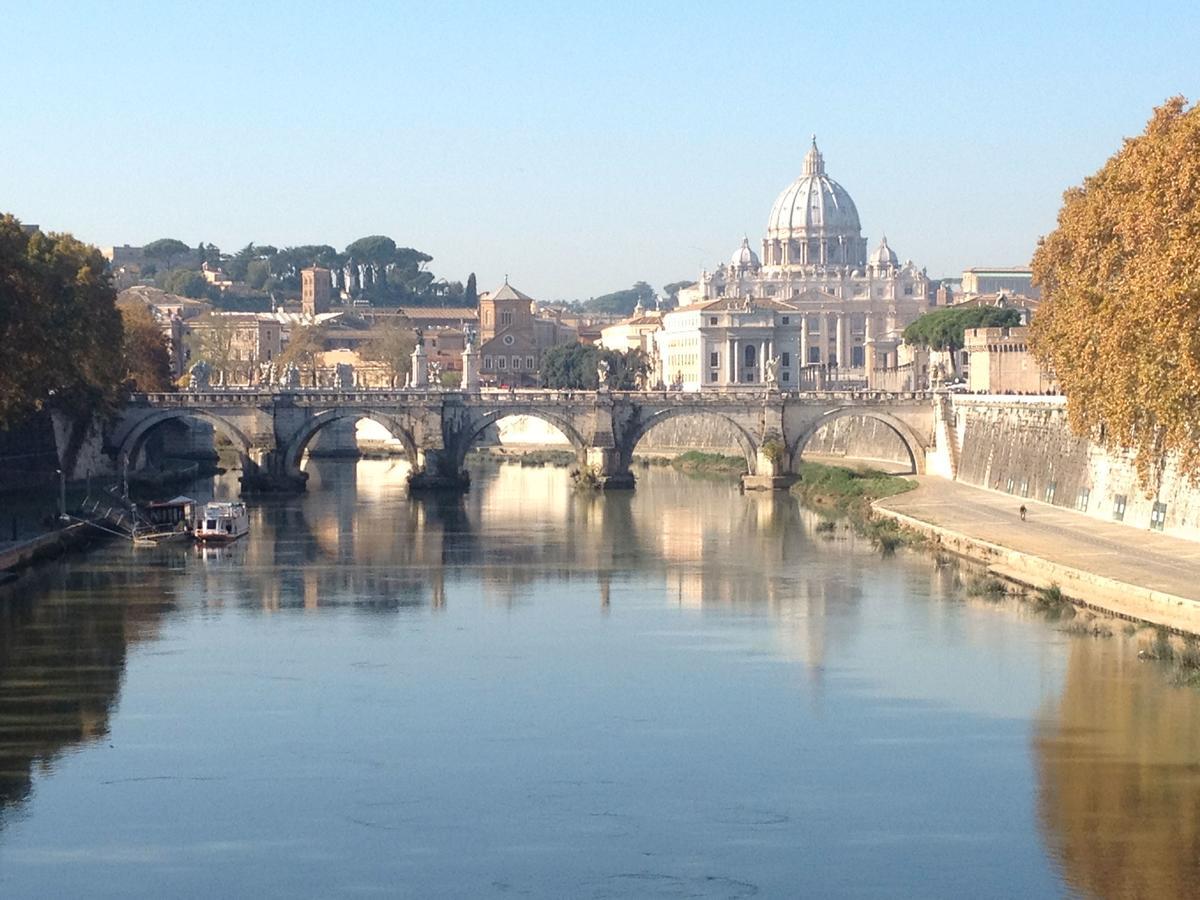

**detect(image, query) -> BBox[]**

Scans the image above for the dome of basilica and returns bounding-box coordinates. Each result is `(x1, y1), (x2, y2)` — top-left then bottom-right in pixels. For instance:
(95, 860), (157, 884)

(730, 236), (760, 269)
(766, 138), (862, 245)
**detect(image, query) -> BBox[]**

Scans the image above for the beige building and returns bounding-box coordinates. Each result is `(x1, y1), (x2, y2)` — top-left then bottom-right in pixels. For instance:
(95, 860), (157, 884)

(964, 326), (1056, 394)
(598, 301), (663, 355)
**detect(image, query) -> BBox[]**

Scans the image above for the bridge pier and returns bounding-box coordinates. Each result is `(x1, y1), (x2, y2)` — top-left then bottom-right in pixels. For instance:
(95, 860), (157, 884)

(241, 450), (308, 494)
(584, 448), (635, 490)
(741, 442), (797, 492)
(408, 449), (471, 492)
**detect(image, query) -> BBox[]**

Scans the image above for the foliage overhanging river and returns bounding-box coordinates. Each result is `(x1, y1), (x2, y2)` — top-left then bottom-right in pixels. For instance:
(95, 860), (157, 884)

(1, 458), (1198, 899)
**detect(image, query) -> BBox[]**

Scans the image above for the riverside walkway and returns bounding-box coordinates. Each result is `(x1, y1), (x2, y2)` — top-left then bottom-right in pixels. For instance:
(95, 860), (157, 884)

(875, 477), (1200, 634)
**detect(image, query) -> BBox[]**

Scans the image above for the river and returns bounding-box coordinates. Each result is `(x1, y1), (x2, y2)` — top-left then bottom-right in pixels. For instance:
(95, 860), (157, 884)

(1, 458), (1198, 898)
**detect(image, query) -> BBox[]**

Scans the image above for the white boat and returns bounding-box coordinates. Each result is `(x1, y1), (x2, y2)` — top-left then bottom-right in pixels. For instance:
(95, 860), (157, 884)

(194, 501), (249, 544)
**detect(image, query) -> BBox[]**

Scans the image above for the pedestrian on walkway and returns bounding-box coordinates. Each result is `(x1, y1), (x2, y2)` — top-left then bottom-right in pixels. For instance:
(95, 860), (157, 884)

(1019, 504), (1027, 521)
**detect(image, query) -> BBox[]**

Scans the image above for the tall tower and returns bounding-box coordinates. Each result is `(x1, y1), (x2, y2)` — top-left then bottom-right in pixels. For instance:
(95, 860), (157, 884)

(301, 267), (332, 316)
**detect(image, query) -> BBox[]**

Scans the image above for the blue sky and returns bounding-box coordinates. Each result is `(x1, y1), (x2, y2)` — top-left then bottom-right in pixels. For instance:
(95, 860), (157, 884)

(2, 0), (1198, 300)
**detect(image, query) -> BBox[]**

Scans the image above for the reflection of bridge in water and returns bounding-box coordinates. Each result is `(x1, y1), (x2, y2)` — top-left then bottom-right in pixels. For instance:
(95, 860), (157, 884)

(109, 388), (934, 493)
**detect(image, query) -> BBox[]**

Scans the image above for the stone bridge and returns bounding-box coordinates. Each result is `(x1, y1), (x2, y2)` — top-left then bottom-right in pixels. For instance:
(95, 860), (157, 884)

(108, 388), (935, 492)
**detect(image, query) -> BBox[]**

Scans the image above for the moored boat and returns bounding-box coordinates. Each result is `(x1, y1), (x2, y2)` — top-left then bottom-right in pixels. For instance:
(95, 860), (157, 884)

(194, 501), (250, 544)
(132, 496), (196, 546)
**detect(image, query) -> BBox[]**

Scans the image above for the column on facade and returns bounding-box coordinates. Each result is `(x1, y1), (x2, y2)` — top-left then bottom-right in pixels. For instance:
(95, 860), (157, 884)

(732, 338), (740, 384)
(817, 313), (828, 364)
(835, 315), (846, 370)
(800, 316), (809, 367)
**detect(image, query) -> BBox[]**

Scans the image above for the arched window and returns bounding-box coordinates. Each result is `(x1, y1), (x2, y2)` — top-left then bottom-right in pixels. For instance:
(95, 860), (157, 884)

(744, 344), (756, 367)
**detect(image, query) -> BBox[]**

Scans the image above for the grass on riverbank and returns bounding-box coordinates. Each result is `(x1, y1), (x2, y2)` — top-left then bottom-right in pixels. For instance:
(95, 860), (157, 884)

(667, 451), (747, 476)
(791, 462), (916, 516)
(790, 462), (922, 553)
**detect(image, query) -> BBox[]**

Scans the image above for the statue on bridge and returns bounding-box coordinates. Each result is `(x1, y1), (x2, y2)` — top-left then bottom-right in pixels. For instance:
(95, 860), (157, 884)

(764, 355), (781, 389)
(596, 357), (611, 391)
(188, 360), (212, 391)
(282, 362), (302, 390)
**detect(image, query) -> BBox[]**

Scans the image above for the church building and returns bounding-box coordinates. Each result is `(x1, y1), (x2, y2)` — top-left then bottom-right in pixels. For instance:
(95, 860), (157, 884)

(658, 138), (937, 390)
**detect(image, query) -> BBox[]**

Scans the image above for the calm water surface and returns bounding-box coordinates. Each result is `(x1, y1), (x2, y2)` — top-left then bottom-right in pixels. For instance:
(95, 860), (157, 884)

(1, 459), (1199, 898)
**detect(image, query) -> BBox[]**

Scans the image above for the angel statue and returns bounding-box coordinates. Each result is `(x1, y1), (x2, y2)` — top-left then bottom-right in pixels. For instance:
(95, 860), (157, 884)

(764, 355), (782, 388)
(596, 357), (611, 390)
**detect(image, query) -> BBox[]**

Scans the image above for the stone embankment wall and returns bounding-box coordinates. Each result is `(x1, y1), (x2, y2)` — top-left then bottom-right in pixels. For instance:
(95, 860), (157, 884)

(944, 396), (1200, 541)
(799, 415), (913, 468)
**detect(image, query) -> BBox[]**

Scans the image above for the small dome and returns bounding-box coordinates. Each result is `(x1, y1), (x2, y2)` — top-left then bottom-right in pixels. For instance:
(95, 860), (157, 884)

(869, 236), (899, 269)
(730, 236), (760, 270)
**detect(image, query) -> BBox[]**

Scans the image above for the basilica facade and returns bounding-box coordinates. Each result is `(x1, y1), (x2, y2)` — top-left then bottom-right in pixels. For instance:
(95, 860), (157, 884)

(659, 139), (936, 390)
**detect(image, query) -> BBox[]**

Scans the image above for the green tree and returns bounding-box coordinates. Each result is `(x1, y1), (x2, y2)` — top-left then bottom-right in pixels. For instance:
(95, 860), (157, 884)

(345, 235), (398, 265)
(579, 281), (657, 316)
(1030, 96), (1200, 479)
(142, 238), (191, 269)
(539, 344), (648, 389)
(465, 272), (478, 306)
(162, 268), (208, 298)
(662, 280), (694, 308)
(902, 306), (1021, 352)
(245, 258), (272, 290)
(0, 216), (125, 426)
(117, 298), (174, 392)
(359, 320), (417, 386)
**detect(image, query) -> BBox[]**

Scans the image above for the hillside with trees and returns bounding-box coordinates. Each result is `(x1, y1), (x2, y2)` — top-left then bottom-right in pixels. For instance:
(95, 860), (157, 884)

(134, 234), (465, 311)
(1031, 96), (1200, 479)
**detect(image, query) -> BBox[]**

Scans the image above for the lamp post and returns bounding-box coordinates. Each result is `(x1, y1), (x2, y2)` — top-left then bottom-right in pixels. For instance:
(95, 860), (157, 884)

(55, 468), (66, 520)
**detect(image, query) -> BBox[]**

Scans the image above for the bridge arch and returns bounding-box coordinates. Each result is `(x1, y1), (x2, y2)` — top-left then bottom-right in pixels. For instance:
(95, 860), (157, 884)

(790, 407), (926, 474)
(454, 406), (589, 469)
(116, 408), (254, 471)
(283, 409), (420, 481)
(620, 407), (759, 474)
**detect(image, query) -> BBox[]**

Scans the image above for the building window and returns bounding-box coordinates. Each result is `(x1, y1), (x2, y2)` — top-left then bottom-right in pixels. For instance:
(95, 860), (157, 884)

(1044, 481), (1056, 504)
(497, 357), (506, 369)
(904, 286), (913, 295)
(503, 334), (515, 346)
(709, 317), (718, 325)
(512, 357), (521, 370)
(808, 346), (820, 364)
(781, 316), (790, 325)
(1076, 487), (1090, 512)
(484, 357), (493, 370)
(709, 351), (719, 367)
(782, 371), (790, 382)
(501, 311), (513, 326)
(526, 356), (535, 369)
(781, 352), (790, 367)
(709, 370), (718, 383)
(1112, 494), (1127, 522)
(744, 344), (756, 366)
(1151, 501), (1168, 532)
